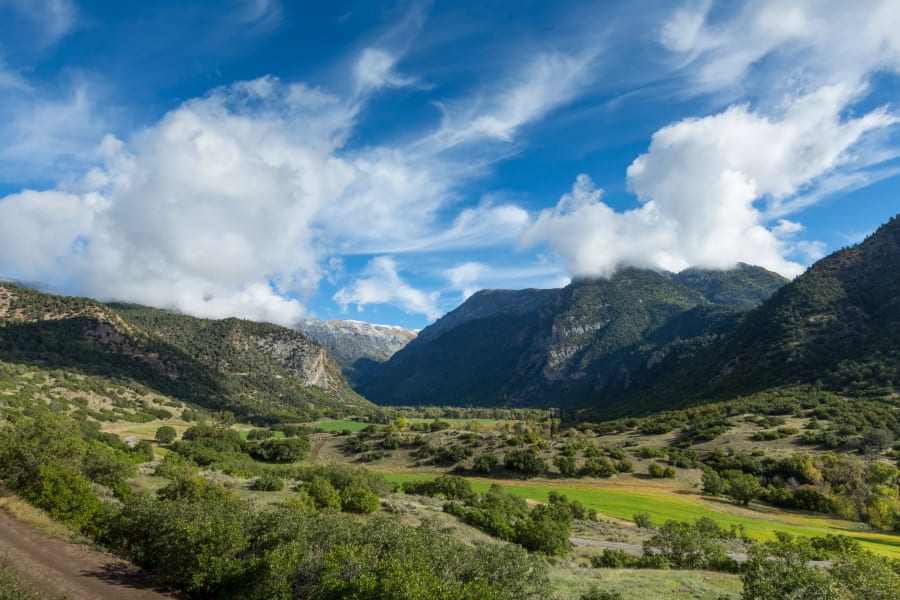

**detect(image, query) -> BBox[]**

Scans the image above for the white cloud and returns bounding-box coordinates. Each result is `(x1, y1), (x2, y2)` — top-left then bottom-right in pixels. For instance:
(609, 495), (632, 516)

(525, 82), (897, 279)
(0, 57), (29, 91)
(425, 50), (598, 150)
(444, 262), (488, 302)
(334, 257), (441, 320)
(444, 261), (569, 303)
(0, 82), (108, 182)
(354, 48), (415, 93)
(0, 66), (537, 324)
(662, 0), (900, 96)
(237, 0), (282, 27)
(0, 189), (96, 279)
(0, 0), (77, 46)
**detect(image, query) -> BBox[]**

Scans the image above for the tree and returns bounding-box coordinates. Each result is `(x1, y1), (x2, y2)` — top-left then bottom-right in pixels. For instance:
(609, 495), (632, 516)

(473, 453), (499, 474)
(515, 503), (573, 556)
(724, 470), (763, 506)
(831, 548), (900, 600)
(702, 469), (726, 496)
(742, 533), (838, 600)
(155, 426), (177, 444)
(213, 411), (236, 429)
(304, 476), (341, 511)
(645, 520), (731, 570)
(554, 455), (577, 478)
(504, 448), (549, 477)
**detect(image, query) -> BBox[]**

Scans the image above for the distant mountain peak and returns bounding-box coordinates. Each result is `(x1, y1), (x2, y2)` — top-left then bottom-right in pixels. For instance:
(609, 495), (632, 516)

(295, 318), (418, 379)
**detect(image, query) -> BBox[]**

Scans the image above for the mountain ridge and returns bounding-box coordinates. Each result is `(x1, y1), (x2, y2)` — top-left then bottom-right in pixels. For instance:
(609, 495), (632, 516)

(357, 263), (788, 409)
(0, 283), (371, 420)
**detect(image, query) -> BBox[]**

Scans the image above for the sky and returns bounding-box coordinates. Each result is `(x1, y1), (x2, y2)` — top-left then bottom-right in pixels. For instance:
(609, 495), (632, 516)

(0, 0), (899, 329)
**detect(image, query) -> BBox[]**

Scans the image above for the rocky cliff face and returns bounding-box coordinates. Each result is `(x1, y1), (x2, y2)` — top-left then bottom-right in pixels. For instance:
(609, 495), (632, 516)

(357, 264), (787, 411)
(252, 333), (330, 388)
(296, 319), (417, 371)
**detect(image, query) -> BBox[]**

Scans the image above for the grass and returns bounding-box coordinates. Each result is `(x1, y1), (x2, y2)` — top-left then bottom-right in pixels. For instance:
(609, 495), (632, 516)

(308, 418), (518, 433)
(377, 471), (900, 558)
(0, 557), (62, 600)
(0, 486), (81, 543)
(309, 419), (373, 432)
(551, 565), (742, 600)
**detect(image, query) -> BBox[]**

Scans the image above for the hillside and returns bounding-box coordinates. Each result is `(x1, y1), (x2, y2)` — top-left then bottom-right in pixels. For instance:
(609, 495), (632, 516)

(357, 264), (787, 409)
(686, 214), (900, 398)
(0, 283), (370, 419)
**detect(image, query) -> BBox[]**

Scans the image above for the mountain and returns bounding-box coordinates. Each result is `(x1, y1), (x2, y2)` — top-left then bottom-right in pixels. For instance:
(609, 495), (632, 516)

(0, 283), (371, 419)
(357, 264), (787, 409)
(680, 215), (900, 400)
(295, 319), (417, 381)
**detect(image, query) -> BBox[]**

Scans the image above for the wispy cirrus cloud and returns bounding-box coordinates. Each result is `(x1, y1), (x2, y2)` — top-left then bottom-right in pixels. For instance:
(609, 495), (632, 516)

(0, 0), (77, 46)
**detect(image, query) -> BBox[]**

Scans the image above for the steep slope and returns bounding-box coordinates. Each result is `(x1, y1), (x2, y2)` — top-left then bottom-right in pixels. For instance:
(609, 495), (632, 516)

(694, 215), (900, 397)
(358, 264), (786, 408)
(0, 283), (370, 419)
(295, 319), (417, 380)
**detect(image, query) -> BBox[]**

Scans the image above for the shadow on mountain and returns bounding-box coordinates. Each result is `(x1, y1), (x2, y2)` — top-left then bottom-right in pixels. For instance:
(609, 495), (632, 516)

(0, 317), (228, 410)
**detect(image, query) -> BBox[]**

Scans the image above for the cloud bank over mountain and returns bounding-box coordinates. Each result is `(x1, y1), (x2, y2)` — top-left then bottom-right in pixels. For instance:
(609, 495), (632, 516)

(0, 0), (898, 325)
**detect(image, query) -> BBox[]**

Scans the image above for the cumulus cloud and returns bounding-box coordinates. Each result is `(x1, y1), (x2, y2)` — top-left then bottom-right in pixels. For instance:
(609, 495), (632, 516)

(0, 56), (542, 324)
(334, 257), (441, 320)
(525, 83), (897, 278)
(0, 82), (108, 183)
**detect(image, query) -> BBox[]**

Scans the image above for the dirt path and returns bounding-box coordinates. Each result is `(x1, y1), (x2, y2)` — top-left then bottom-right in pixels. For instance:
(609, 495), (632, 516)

(308, 434), (328, 463)
(0, 510), (176, 599)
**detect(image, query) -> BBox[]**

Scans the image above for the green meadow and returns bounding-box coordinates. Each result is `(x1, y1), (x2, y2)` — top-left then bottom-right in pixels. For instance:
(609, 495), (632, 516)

(378, 472), (900, 558)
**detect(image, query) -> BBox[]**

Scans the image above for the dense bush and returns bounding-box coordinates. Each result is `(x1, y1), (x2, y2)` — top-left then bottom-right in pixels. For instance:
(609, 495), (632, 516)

(154, 425), (177, 444)
(251, 473), (285, 491)
(503, 448), (548, 477)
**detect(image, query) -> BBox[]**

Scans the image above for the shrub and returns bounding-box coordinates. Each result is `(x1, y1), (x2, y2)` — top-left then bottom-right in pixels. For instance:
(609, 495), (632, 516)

(580, 587), (623, 600)
(304, 476), (341, 511)
(633, 512), (653, 529)
(251, 473), (285, 491)
(554, 455), (577, 477)
(154, 426), (177, 444)
(591, 549), (635, 568)
(340, 484), (380, 514)
(473, 453), (499, 473)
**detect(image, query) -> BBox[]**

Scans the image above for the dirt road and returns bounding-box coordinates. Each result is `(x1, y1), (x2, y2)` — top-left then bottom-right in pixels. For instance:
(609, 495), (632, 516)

(0, 510), (175, 599)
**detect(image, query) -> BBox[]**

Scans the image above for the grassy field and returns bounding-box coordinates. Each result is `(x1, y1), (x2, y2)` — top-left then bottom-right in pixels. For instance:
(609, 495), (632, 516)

(406, 417), (516, 428)
(309, 419), (373, 432)
(551, 566), (742, 600)
(377, 471), (900, 558)
(309, 418), (517, 432)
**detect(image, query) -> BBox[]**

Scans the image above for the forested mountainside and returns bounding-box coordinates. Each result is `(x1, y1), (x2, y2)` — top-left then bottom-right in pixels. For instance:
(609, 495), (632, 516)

(652, 214), (900, 404)
(0, 283), (370, 419)
(357, 264), (787, 410)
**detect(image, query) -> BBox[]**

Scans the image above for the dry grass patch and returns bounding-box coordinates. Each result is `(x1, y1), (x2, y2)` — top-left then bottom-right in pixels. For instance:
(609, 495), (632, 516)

(0, 487), (81, 543)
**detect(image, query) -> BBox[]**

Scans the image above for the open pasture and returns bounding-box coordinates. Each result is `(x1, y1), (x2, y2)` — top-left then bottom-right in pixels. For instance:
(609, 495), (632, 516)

(378, 471), (900, 558)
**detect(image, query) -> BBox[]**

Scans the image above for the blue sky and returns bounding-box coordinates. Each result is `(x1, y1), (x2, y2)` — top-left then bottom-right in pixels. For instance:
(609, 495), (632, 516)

(0, 0), (899, 329)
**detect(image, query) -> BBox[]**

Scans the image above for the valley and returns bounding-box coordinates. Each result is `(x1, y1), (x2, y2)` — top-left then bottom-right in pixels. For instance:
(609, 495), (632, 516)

(1, 216), (899, 599)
